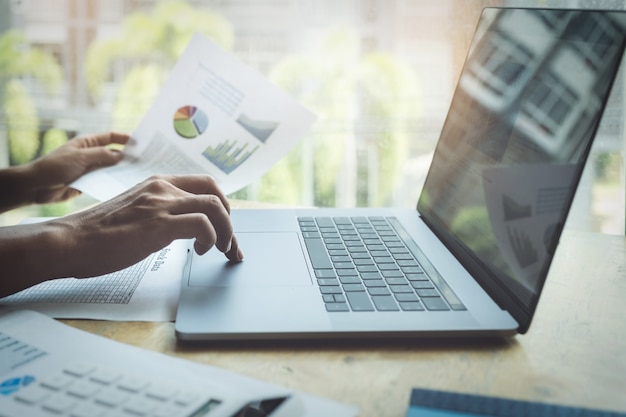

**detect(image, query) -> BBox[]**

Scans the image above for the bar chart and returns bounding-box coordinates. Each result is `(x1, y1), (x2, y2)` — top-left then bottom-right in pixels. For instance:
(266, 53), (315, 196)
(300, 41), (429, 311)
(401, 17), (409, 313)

(202, 140), (259, 174)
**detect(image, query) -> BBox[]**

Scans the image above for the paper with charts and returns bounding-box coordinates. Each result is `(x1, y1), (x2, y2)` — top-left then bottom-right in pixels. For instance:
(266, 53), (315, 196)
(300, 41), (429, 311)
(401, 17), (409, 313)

(72, 32), (316, 201)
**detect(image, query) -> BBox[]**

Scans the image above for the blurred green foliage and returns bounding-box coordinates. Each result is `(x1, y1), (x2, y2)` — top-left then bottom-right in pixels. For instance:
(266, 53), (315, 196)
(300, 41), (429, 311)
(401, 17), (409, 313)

(0, 30), (62, 165)
(85, 0), (234, 132)
(268, 28), (420, 207)
(4, 1), (421, 211)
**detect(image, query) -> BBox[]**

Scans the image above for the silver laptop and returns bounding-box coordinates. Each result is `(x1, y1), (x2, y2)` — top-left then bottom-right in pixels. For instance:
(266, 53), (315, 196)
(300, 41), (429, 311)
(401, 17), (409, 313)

(175, 8), (626, 341)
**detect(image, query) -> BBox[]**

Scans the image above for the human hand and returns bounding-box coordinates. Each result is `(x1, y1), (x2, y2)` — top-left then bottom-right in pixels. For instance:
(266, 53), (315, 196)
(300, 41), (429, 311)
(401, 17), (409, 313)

(48, 175), (243, 280)
(27, 131), (129, 204)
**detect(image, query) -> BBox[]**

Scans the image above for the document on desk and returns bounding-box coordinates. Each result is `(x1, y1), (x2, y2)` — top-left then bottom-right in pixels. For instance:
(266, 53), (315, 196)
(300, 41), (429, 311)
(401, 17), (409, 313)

(71, 32), (316, 201)
(0, 238), (189, 321)
(0, 309), (358, 417)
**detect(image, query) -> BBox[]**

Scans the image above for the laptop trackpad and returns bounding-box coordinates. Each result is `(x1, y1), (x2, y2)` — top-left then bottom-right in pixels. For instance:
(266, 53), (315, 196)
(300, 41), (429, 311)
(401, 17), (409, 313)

(188, 232), (313, 287)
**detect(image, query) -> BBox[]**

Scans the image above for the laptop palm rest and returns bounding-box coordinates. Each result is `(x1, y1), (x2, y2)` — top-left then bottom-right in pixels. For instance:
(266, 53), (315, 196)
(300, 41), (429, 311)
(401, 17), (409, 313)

(188, 232), (313, 287)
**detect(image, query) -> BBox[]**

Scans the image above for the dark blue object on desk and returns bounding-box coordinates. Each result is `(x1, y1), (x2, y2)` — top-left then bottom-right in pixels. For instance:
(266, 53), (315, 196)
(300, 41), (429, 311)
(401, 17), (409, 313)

(407, 388), (626, 417)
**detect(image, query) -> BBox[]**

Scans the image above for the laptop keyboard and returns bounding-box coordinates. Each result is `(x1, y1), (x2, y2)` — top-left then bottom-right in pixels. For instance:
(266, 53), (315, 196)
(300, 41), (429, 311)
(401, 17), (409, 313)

(298, 216), (456, 313)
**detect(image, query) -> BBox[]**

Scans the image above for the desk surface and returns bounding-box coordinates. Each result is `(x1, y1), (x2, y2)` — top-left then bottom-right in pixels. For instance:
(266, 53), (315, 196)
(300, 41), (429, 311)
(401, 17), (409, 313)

(63, 230), (626, 417)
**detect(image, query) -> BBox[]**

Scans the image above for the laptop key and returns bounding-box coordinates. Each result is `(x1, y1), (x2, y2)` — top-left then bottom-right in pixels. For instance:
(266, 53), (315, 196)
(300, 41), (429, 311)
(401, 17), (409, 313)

(345, 292), (375, 311)
(410, 281), (434, 289)
(387, 246), (409, 253)
(373, 256), (394, 264)
(416, 289), (440, 297)
(402, 266), (425, 274)
(326, 243), (345, 250)
(315, 270), (337, 278)
(363, 279), (386, 287)
(324, 238), (343, 245)
(303, 238), (333, 269)
(334, 262), (355, 269)
(316, 217), (334, 227)
(406, 273), (428, 281)
(421, 297), (450, 311)
(399, 302), (425, 311)
(390, 285), (413, 293)
(320, 286), (342, 294)
(381, 270), (404, 278)
(386, 277), (408, 286)
(325, 303), (350, 312)
(351, 216), (369, 223)
(368, 287), (391, 296)
(378, 263), (400, 271)
(339, 276), (361, 284)
(356, 265), (378, 272)
(394, 293), (419, 302)
(371, 295), (400, 311)
(337, 268), (358, 276)
(343, 283), (366, 292)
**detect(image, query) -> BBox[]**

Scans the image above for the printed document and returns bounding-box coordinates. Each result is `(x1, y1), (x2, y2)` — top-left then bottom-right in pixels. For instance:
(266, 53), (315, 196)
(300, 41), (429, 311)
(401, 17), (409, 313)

(0, 239), (189, 321)
(72, 32), (316, 201)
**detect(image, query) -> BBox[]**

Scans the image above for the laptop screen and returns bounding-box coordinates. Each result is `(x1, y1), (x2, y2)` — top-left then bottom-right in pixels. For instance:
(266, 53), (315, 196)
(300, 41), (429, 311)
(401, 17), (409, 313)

(417, 8), (626, 331)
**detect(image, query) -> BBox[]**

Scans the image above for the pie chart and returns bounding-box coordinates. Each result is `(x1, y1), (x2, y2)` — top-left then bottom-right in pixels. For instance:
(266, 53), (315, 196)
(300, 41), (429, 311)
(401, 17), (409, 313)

(173, 105), (208, 139)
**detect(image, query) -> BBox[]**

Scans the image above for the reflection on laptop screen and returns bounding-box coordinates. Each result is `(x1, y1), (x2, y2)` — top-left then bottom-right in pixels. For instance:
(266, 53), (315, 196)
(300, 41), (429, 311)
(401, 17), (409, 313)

(418, 9), (626, 317)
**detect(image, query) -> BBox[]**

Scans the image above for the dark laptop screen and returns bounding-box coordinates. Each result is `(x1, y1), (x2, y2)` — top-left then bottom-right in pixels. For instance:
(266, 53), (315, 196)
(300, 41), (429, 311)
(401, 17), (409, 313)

(417, 8), (626, 330)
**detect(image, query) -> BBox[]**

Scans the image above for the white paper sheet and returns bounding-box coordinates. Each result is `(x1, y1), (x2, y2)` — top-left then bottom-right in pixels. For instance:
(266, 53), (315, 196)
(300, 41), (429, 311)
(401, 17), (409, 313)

(71, 32), (316, 201)
(0, 238), (190, 321)
(0, 309), (358, 417)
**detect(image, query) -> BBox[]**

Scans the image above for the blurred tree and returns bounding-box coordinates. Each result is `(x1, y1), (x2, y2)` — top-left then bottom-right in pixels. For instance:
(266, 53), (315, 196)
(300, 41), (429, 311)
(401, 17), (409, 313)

(268, 28), (420, 207)
(85, 0), (234, 133)
(0, 30), (62, 164)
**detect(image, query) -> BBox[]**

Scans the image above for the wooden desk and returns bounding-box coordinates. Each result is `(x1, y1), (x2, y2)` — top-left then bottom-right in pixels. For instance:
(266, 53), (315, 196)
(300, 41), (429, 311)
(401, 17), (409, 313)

(63, 230), (626, 417)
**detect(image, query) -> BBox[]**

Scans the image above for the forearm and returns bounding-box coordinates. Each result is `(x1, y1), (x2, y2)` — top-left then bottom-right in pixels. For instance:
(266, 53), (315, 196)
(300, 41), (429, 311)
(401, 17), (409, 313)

(0, 221), (69, 298)
(0, 164), (38, 213)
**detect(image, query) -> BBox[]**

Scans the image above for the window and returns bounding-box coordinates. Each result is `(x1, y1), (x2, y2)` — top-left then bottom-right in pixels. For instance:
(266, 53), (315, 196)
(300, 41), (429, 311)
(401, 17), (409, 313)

(1, 0), (624, 234)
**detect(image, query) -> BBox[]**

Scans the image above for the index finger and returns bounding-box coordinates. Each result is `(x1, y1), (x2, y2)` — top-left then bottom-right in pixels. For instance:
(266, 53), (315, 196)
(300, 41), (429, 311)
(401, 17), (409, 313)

(76, 132), (131, 149)
(164, 175), (231, 214)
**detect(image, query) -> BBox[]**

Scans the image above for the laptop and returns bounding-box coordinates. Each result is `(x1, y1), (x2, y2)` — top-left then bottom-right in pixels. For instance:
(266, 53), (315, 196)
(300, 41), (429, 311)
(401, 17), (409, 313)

(175, 7), (626, 341)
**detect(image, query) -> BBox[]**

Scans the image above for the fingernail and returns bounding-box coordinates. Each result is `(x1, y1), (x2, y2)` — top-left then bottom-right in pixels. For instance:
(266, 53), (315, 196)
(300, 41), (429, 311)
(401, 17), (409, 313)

(195, 241), (210, 255)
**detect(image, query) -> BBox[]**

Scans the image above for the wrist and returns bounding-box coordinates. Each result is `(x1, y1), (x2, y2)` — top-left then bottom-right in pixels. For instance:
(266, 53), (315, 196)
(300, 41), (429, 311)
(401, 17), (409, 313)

(0, 219), (71, 297)
(0, 164), (39, 212)
(41, 217), (77, 279)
